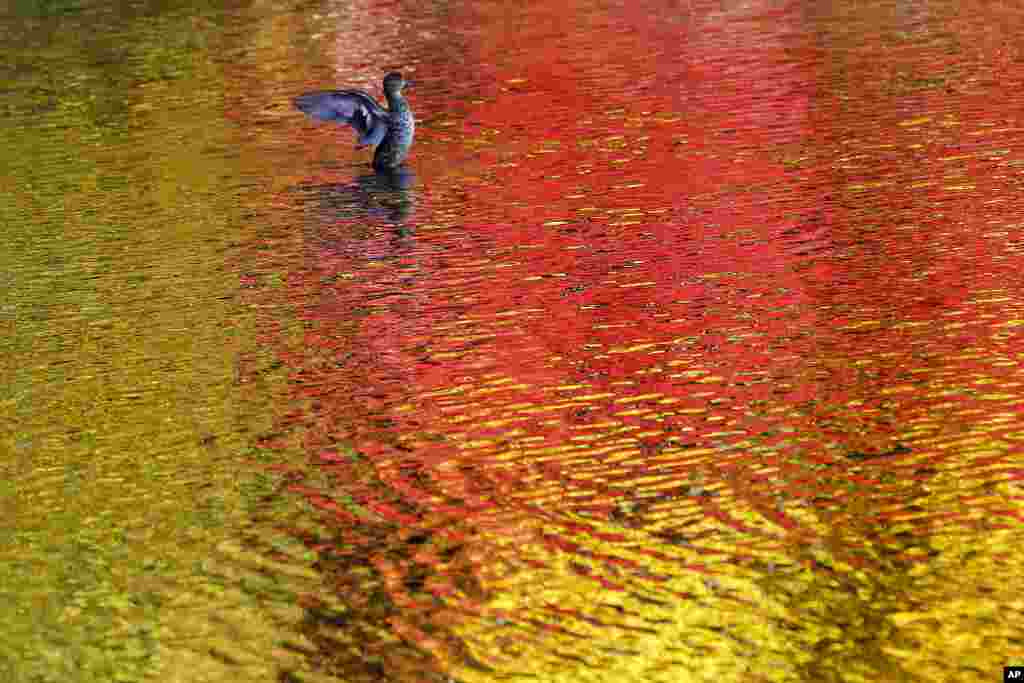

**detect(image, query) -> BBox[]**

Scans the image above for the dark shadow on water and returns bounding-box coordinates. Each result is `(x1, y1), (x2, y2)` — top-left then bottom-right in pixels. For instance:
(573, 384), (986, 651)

(293, 165), (417, 256)
(297, 166), (416, 223)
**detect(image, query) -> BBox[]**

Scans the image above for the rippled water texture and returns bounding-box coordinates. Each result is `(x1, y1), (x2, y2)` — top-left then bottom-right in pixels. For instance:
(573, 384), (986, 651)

(4, 0), (1024, 681)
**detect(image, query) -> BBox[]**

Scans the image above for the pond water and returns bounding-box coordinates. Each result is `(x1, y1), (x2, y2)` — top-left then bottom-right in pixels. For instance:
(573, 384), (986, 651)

(3, 0), (1024, 681)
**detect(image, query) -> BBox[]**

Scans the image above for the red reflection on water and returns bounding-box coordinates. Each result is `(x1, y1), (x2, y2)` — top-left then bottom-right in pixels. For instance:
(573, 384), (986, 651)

(240, 0), (1024, 677)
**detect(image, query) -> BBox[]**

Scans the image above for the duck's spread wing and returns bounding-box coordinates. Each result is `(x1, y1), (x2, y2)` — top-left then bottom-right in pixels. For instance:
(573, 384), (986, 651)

(294, 90), (389, 147)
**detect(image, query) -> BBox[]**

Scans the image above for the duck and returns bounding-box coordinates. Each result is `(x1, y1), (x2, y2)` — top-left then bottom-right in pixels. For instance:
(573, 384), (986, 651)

(294, 72), (415, 171)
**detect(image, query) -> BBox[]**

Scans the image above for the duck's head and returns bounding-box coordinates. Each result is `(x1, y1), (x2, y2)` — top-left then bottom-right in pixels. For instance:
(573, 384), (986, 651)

(383, 72), (408, 95)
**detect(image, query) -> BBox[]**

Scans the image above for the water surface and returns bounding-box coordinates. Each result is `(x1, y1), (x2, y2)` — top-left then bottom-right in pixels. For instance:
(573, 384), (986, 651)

(3, 0), (1024, 681)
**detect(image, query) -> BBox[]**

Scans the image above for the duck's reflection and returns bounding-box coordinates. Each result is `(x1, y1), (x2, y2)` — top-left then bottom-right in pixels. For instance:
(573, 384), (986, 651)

(297, 166), (417, 255)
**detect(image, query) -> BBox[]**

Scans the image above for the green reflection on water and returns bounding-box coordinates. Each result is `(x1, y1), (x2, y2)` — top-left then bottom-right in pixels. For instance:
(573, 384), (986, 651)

(0, 2), (309, 682)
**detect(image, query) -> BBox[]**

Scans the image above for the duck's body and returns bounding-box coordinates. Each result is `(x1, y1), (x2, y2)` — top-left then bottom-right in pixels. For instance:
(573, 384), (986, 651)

(294, 72), (414, 171)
